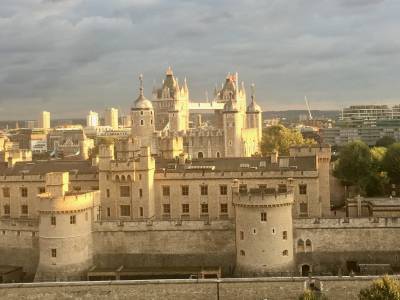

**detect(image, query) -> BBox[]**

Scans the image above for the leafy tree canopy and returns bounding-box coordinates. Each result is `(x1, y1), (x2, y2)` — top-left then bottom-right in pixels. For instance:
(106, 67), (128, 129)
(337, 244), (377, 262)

(334, 140), (372, 192)
(382, 143), (400, 184)
(261, 125), (315, 155)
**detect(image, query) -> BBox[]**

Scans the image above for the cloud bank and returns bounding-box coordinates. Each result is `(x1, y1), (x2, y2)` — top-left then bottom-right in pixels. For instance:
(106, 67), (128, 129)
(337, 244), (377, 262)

(0, 0), (399, 119)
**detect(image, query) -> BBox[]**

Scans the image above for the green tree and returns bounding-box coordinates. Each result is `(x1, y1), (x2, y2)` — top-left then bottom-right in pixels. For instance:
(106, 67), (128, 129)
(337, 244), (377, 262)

(359, 276), (400, 300)
(261, 125), (311, 155)
(298, 289), (327, 300)
(334, 141), (372, 194)
(382, 143), (400, 184)
(376, 136), (396, 147)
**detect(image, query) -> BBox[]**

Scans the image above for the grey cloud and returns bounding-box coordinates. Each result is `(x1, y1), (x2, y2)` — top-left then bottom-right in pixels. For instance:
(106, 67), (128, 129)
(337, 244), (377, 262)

(0, 0), (399, 119)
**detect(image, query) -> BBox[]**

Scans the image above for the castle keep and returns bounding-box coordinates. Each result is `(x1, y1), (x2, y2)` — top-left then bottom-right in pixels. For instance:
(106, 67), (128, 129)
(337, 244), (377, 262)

(0, 69), (399, 282)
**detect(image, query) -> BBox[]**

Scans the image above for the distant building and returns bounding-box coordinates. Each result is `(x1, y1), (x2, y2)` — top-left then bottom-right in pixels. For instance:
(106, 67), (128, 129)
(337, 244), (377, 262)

(39, 111), (50, 129)
(339, 105), (400, 127)
(86, 111), (99, 127)
(25, 120), (36, 129)
(104, 108), (118, 129)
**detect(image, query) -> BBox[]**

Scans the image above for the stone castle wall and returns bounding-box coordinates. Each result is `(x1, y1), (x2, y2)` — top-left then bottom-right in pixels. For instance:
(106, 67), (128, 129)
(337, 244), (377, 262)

(294, 217), (400, 274)
(0, 276), (395, 300)
(92, 220), (236, 274)
(0, 218), (39, 281)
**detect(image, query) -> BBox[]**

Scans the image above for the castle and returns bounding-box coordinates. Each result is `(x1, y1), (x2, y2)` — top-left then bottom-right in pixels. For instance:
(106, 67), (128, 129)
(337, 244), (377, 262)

(0, 69), (400, 282)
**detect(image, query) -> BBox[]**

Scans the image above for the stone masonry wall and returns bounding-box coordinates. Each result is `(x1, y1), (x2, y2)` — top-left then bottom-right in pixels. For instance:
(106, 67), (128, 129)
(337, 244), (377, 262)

(92, 220), (236, 274)
(0, 276), (395, 300)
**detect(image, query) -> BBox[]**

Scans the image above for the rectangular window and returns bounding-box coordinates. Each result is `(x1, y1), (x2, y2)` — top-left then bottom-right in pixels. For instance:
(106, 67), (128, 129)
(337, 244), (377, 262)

(300, 203), (308, 214)
(261, 212), (267, 222)
(239, 184), (248, 193)
(162, 186), (170, 196)
(220, 185), (228, 195)
(201, 203), (209, 214)
(139, 207), (143, 217)
(38, 187), (45, 194)
(278, 184), (287, 193)
(240, 231), (244, 240)
(120, 205), (131, 217)
(258, 184), (267, 191)
(181, 185), (189, 196)
(21, 205), (28, 215)
(220, 203), (228, 214)
(70, 215), (76, 224)
(3, 205), (10, 215)
(51, 215), (56, 225)
(283, 231), (288, 240)
(200, 185), (208, 196)
(182, 204), (189, 214)
(139, 189), (143, 198)
(107, 207), (111, 217)
(106, 189), (110, 198)
(299, 184), (307, 195)
(2, 187), (10, 198)
(21, 187), (28, 198)
(163, 204), (170, 214)
(51, 248), (57, 258)
(120, 186), (130, 197)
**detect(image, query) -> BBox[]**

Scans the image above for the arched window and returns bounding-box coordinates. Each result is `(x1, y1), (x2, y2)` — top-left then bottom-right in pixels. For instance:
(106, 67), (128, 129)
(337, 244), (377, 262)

(282, 250), (289, 256)
(127, 175), (131, 181)
(121, 175), (126, 182)
(297, 239), (305, 252)
(198, 152), (204, 158)
(115, 175), (120, 182)
(240, 250), (245, 256)
(216, 152), (220, 158)
(282, 231), (288, 240)
(140, 119), (144, 126)
(306, 239), (312, 252)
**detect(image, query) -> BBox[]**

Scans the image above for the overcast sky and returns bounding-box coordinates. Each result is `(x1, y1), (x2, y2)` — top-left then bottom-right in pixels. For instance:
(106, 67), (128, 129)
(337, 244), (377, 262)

(0, 0), (399, 120)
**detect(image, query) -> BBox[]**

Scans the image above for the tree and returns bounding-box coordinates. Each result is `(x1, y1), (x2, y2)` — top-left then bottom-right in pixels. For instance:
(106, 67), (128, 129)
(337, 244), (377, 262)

(382, 143), (400, 184)
(261, 125), (312, 155)
(298, 289), (327, 300)
(334, 141), (372, 194)
(376, 136), (396, 147)
(359, 276), (400, 300)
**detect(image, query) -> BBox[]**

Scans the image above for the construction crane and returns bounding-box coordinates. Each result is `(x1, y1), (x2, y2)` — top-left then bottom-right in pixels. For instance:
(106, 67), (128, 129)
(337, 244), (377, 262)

(305, 96), (313, 120)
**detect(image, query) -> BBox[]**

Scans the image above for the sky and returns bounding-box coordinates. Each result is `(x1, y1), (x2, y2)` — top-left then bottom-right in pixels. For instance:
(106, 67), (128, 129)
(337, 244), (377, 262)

(0, 0), (399, 120)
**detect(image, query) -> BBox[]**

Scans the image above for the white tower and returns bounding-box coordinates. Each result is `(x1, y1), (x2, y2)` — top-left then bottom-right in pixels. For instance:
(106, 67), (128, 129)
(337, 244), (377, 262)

(131, 74), (155, 150)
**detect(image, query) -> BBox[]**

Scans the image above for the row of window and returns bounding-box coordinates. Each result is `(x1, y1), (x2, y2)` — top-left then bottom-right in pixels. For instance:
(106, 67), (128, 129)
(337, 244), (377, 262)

(160, 184), (307, 197)
(117, 203), (229, 217)
(240, 249), (289, 256)
(239, 230), (288, 240)
(1, 186), (99, 198)
(3, 204), (28, 215)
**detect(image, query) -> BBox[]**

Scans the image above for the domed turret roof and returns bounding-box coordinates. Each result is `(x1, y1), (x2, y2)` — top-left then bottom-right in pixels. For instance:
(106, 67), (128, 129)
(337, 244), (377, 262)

(134, 74), (153, 110)
(246, 83), (261, 113)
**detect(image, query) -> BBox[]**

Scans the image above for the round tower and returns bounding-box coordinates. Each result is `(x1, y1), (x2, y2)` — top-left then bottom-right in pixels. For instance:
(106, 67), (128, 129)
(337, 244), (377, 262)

(131, 74), (155, 148)
(233, 180), (295, 276)
(34, 172), (100, 281)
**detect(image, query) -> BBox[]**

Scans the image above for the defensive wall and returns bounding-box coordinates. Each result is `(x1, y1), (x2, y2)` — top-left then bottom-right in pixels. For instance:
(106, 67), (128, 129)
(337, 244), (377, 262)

(294, 217), (400, 274)
(2, 217), (400, 280)
(92, 219), (236, 275)
(0, 218), (39, 281)
(0, 276), (396, 300)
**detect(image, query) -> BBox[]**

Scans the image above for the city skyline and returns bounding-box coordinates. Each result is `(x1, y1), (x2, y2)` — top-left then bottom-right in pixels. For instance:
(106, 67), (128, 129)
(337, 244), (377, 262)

(1, 0), (400, 119)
